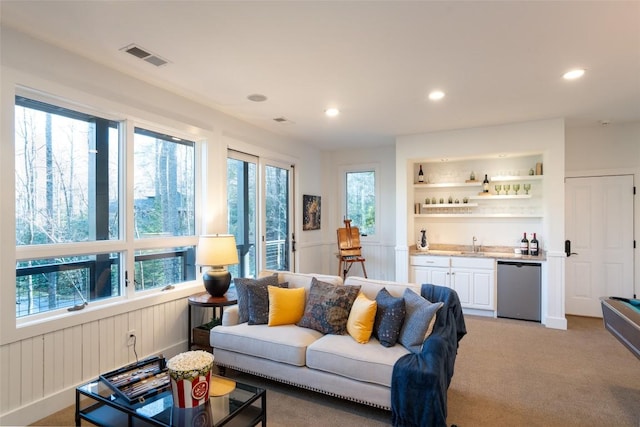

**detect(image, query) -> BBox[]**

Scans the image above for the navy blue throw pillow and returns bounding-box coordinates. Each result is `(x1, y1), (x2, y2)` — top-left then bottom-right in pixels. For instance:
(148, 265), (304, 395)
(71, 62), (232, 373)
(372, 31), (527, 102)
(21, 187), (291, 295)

(373, 288), (406, 347)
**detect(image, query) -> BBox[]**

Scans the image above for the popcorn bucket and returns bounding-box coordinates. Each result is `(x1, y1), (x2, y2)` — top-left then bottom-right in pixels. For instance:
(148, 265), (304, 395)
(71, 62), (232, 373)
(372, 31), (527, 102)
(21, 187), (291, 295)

(167, 350), (214, 408)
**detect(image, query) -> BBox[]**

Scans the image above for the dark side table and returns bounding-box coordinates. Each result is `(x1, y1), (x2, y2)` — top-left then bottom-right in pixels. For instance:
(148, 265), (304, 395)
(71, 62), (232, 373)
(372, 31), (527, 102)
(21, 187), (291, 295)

(187, 290), (237, 350)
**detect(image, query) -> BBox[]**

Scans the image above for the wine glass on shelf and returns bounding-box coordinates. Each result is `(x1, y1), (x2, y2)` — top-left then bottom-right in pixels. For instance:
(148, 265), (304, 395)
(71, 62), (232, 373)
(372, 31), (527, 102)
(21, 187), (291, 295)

(523, 183), (531, 195)
(494, 184), (502, 195)
(503, 184), (510, 195)
(513, 184), (520, 195)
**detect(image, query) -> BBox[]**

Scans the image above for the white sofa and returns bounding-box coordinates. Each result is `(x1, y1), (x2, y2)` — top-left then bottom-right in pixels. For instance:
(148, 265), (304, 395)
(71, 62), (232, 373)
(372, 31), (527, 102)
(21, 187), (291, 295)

(209, 270), (425, 409)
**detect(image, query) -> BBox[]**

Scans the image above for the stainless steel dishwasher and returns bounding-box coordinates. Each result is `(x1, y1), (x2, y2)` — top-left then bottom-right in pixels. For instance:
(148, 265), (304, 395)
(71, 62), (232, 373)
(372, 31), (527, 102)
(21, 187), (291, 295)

(497, 261), (541, 322)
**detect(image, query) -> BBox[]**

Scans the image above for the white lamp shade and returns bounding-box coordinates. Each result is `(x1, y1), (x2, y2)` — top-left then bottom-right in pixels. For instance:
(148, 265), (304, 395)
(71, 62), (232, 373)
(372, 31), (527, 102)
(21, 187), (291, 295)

(196, 234), (239, 267)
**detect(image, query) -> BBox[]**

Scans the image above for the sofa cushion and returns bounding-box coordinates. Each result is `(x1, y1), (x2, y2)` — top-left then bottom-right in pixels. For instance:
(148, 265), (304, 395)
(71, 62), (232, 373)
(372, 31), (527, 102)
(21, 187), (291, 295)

(373, 288), (406, 347)
(268, 286), (306, 326)
(235, 274), (280, 323)
(246, 282), (289, 325)
(346, 292), (378, 343)
(210, 323), (323, 366)
(398, 288), (443, 353)
(306, 334), (410, 387)
(297, 278), (361, 334)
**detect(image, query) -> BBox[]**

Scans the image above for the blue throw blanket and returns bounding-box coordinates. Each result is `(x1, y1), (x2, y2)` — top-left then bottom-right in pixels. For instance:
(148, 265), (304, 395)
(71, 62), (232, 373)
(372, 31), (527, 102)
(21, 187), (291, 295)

(391, 284), (467, 427)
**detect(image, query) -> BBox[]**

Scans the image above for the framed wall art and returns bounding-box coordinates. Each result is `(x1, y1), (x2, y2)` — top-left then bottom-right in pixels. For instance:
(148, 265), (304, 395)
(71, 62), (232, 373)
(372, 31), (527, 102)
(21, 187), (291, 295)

(303, 195), (321, 230)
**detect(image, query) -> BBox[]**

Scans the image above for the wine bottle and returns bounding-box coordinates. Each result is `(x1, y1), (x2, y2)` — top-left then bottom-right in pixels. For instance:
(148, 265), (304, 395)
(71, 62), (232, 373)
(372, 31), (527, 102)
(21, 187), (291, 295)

(520, 232), (529, 256)
(482, 174), (489, 193)
(530, 233), (539, 256)
(418, 165), (424, 183)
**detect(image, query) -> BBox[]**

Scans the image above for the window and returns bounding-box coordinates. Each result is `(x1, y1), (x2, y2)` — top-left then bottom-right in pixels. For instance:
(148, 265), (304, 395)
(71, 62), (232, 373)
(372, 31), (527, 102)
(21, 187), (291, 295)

(15, 96), (121, 317)
(345, 170), (376, 236)
(133, 128), (195, 238)
(14, 95), (198, 319)
(133, 128), (196, 291)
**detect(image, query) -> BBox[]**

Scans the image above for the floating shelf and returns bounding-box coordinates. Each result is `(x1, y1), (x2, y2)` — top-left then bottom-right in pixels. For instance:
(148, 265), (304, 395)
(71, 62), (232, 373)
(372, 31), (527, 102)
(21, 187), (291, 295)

(414, 182), (482, 188)
(490, 175), (543, 182)
(468, 194), (531, 200)
(415, 213), (544, 218)
(422, 203), (479, 208)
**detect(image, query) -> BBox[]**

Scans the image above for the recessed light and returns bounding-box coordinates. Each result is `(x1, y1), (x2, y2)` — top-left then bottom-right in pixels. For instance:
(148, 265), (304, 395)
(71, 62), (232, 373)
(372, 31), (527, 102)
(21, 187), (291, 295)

(428, 90), (445, 101)
(325, 108), (340, 117)
(563, 69), (585, 80)
(247, 94), (268, 102)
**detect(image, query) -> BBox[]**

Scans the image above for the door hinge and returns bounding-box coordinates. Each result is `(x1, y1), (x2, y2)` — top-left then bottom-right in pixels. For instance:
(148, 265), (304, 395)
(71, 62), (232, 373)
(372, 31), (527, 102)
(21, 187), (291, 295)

(634, 186), (636, 195)
(634, 240), (636, 249)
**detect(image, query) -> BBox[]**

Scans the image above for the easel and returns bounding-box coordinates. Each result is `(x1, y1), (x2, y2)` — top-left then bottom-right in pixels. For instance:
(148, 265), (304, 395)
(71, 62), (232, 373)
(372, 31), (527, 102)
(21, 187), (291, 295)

(336, 219), (367, 279)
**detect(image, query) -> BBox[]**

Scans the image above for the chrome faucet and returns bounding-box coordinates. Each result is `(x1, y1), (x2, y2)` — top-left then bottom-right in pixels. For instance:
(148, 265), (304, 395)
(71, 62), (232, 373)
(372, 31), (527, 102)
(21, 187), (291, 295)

(472, 236), (478, 253)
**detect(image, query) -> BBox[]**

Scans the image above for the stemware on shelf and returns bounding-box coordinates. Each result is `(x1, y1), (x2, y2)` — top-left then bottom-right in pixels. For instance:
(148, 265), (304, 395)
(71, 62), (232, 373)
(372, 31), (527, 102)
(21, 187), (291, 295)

(524, 183), (531, 195)
(504, 184), (510, 195)
(494, 184), (502, 195)
(513, 184), (520, 195)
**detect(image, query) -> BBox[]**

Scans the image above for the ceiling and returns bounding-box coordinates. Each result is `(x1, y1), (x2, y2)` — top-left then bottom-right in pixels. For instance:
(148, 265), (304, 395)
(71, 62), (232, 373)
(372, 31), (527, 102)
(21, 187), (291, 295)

(1, 1), (639, 150)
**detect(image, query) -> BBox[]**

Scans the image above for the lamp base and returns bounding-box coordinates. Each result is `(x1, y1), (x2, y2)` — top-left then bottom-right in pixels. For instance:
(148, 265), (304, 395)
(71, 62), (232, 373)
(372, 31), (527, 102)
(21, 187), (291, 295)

(203, 269), (231, 297)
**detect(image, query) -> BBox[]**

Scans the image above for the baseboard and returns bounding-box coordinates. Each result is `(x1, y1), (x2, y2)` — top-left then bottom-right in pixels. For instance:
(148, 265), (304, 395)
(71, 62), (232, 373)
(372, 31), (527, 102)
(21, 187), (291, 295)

(462, 308), (495, 317)
(544, 316), (567, 330)
(0, 386), (76, 427)
(0, 341), (187, 426)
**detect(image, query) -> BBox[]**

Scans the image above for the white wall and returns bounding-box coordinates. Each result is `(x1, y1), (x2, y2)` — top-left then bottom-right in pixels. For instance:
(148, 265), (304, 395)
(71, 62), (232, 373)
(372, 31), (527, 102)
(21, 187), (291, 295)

(565, 122), (640, 296)
(0, 26), (330, 425)
(395, 119), (566, 329)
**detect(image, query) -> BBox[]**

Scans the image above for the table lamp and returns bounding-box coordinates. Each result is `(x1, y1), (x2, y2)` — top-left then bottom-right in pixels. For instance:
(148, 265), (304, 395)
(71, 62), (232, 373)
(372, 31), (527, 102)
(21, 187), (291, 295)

(196, 234), (239, 297)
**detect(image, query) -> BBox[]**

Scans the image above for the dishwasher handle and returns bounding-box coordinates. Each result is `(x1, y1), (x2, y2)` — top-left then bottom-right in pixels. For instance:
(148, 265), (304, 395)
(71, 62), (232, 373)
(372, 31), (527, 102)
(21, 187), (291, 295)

(498, 261), (541, 268)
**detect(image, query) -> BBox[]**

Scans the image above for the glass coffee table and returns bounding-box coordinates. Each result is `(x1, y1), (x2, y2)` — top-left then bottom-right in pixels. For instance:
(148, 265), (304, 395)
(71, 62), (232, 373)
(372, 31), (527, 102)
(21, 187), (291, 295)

(75, 374), (266, 426)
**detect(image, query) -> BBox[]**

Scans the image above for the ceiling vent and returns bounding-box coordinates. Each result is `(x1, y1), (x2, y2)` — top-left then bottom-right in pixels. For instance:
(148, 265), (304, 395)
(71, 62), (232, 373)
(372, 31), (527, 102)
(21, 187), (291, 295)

(120, 44), (169, 67)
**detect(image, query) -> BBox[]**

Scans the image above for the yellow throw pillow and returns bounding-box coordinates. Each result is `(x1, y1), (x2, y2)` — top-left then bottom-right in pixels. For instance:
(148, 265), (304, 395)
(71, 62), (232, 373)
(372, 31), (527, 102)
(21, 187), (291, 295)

(347, 292), (378, 343)
(268, 286), (306, 326)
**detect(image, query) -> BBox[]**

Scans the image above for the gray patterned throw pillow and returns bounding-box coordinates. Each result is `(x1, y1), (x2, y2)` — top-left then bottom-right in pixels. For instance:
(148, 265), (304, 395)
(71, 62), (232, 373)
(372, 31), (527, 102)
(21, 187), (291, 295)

(234, 275), (280, 323)
(246, 282), (289, 325)
(297, 277), (361, 334)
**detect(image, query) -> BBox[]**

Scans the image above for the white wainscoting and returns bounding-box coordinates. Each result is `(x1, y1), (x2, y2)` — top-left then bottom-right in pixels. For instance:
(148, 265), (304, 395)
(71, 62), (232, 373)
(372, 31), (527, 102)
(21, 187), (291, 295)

(296, 241), (396, 281)
(0, 297), (190, 426)
(326, 242), (397, 281)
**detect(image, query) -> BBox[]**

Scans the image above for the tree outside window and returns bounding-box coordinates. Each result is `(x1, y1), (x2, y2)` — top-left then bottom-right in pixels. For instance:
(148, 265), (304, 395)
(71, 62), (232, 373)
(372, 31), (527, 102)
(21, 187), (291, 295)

(346, 170), (375, 236)
(14, 96), (197, 318)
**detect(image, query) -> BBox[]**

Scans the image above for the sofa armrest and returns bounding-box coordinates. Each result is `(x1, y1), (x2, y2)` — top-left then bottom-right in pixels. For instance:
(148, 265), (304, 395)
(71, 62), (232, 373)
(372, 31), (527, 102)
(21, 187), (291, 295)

(222, 304), (239, 326)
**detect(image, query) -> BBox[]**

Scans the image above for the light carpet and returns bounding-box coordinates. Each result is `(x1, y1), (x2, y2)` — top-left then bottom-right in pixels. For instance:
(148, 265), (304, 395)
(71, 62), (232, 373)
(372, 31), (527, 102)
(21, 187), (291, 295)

(30, 315), (640, 426)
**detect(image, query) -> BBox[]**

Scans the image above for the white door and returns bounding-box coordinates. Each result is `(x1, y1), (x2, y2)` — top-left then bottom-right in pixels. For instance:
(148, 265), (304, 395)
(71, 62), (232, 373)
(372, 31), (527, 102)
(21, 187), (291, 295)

(565, 175), (634, 317)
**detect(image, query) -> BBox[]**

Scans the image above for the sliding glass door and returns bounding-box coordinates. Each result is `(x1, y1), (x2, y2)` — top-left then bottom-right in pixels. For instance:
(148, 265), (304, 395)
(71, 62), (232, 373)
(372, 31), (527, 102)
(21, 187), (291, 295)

(227, 152), (294, 277)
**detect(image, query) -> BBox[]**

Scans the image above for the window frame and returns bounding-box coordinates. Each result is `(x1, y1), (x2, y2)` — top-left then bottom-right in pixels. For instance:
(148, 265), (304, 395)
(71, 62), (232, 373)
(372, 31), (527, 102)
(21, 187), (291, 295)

(7, 87), (204, 337)
(340, 163), (380, 243)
